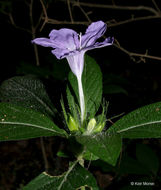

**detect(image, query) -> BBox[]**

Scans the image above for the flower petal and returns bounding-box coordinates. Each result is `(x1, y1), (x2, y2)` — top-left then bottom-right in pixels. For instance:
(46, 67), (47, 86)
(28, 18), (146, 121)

(51, 48), (70, 59)
(81, 21), (107, 48)
(49, 29), (79, 50)
(32, 38), (56, 48)
(83, 37), (114, 51)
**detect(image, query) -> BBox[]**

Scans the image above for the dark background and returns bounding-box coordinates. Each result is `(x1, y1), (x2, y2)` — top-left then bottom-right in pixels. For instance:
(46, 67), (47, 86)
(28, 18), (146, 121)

(0, 0), (161, 189)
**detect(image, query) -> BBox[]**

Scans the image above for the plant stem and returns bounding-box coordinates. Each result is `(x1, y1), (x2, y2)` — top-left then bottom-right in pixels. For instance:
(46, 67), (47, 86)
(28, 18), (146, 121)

(78, 156), (85, 190)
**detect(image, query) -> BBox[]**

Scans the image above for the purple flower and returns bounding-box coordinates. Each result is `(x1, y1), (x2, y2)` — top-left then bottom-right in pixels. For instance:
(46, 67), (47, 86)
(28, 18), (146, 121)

(32, 21), (113, 78)
(32, 21), (114, 124)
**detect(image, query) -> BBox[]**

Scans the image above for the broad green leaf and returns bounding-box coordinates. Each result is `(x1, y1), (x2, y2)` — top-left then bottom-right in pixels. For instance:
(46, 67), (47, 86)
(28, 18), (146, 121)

(0, 75), (56, 117)
(83, 149), (99, 161)
(67, 55), (102, 118)
(108, 101), (161, 138)
(136, 144), (159, 175)
(76, 132), (122, 166)
(0, 103), (67, 141)
(22, 162), (99, 190)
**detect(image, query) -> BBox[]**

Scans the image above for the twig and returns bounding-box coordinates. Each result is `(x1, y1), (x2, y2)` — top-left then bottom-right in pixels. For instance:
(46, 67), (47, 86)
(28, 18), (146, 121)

(42, 14), (161, 28)
(67, 0), (74, 23)
(68, 1), (160, 16)
(8, 13), (31, 33)
(42, 18), (89, 25)
(152, 0), (161, 13)
(114, 39), (161, 62)
(40, 137), (49, 172)
(29, 0), (40, 66)
(107, 14), (161, 27)
(39, 0), (49, 31)
(74, 1), (91, 22)
(2, 0), (161, 63)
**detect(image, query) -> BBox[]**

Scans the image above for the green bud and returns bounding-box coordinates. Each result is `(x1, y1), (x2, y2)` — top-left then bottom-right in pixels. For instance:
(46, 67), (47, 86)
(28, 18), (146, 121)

(68, 115), (79, 132)
(87, 118), (96, 133)
(93, 122), (105, 133)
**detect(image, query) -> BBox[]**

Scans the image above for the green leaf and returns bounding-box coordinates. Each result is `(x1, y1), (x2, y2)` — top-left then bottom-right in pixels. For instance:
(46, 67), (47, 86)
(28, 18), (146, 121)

(67, 55), (102, 118)
(0, 103), (67, 141)
(108, 101), (161, 138)
(22, 162), (99, 190)
(0, 75), (56, 117)
(136, 144), (159, 175)
(83, 149), (99, 161)
(76, 132), (122, 166)
(57, 151), (69, 158)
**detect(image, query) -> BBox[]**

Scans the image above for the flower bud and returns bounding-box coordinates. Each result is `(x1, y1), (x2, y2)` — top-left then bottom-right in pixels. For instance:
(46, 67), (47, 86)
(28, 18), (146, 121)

(87, 118), (97, 133)
(68, 115), (79, 131)
(93, 122), (105, 133)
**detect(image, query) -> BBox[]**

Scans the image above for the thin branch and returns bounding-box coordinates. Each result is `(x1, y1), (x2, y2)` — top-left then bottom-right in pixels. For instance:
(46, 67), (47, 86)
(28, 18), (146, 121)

(114, 39), (161, 62)
(40, 137), (49, 172)
(29, 0), (34, 32)
(107, 14), (161, 27)
(42, 14), (161, 28)
(68, 0), (160, 16)
(3, 0), (161, 63)
(40, 0), (48, 18)
(42, 17), (89, 25)
(67, 0), (74, 23)
(39, 0), (49, 31)
(7, 13), (31, 33)
(75, 2), (92, 22)
(152, 0), (161, 13)
(29, 0), (40, 66)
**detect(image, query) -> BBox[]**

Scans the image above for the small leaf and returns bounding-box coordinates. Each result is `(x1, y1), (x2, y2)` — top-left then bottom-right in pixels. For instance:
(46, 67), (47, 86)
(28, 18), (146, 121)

(76, 132), (122, 166)
(0, 75), (56, 118)
(57, 151), (69, 158)
(68, 115), (79, 132)
(0, 103), (67, 141)
(67, 55), (102, 119)
(22, 162), (99, 190)
(108, 101), (161, 138)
